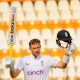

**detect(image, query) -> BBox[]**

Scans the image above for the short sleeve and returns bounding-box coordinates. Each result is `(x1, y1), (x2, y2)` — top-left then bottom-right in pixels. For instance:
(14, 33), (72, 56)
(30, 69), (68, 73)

(49, 57), (61, 68)
(15, 58), (24, 70)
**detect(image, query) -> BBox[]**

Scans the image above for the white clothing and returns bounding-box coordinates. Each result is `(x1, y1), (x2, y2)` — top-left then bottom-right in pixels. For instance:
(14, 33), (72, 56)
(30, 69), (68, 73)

(16, 54), (60, 80)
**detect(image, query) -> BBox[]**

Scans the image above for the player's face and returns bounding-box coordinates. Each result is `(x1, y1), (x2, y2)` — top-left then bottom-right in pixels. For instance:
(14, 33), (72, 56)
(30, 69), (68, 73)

(29, 43), (41, 57)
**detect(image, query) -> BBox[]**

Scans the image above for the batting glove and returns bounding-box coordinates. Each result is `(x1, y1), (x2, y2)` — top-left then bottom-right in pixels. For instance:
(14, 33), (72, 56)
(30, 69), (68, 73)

(66, 43), (76, 55)
(5, 58), (15, 69)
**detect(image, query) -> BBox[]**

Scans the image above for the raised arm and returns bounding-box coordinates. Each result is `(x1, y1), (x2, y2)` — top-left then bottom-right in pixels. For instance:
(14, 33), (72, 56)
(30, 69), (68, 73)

(56, 43), (76, 68)
(56, 54), (70, 68)
(10, 60), (22, 78)
(6, 59), (22, 78)
(10, 69), (21, 78)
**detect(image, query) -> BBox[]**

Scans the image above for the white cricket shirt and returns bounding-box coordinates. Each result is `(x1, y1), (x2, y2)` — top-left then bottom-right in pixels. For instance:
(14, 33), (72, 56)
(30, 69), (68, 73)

(16, 54), (60, 80)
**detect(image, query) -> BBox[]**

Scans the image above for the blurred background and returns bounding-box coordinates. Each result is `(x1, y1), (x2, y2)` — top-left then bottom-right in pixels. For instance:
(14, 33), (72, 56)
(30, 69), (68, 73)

(0, 0), (80, 80)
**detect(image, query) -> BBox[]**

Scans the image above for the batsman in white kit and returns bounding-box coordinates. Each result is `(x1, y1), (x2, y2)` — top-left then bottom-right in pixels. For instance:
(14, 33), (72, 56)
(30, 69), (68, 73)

(7, 30), (76, 80)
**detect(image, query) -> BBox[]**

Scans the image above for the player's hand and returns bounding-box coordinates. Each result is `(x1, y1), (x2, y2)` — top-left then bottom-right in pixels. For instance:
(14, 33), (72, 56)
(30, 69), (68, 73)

(5, 58), (15, 69)
(66, 43), (76, 55)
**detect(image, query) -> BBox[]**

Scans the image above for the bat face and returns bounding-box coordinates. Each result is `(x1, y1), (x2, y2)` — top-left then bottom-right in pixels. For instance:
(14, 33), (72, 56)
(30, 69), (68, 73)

(66, 43), (76, 55)
(8, 7), (16, 45)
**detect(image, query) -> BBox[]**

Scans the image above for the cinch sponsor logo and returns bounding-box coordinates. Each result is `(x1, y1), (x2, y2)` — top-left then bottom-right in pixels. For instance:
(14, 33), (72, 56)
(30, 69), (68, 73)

(27, 70), (44, 75)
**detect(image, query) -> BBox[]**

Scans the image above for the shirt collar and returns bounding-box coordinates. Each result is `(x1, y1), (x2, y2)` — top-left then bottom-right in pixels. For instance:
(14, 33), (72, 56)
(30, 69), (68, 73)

(30, 54), (42, 60)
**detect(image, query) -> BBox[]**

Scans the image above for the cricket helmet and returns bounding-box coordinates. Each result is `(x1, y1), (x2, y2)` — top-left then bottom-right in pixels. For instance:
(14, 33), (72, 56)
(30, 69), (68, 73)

(56, 30), (72, 47)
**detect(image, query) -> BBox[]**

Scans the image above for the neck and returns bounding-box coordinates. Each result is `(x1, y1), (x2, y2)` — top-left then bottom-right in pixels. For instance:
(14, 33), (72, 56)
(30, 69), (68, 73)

(32, 54), (38, 58)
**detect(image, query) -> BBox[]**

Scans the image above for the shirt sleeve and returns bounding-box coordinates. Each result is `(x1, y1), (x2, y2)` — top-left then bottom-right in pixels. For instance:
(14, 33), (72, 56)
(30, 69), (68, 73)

(15, 58), (24, 70)
(49, 56), (61, 68)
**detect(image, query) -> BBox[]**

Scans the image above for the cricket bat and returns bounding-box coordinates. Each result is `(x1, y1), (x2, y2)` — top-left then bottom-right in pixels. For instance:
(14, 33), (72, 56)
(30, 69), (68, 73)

(5, 7), (16, 68)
